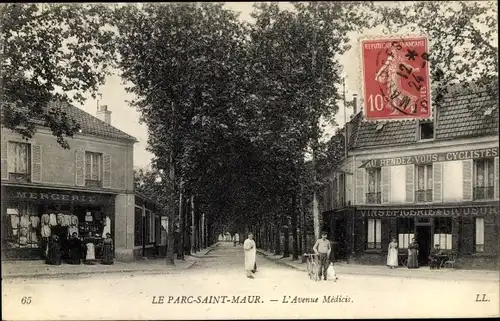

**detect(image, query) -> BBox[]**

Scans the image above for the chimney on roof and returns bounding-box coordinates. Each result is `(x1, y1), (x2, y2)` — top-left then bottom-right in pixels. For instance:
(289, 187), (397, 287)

(352, 93), (358, 115)
(96, 104), (112, 125)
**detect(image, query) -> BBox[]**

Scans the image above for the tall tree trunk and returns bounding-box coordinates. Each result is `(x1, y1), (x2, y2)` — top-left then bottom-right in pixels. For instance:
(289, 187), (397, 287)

(177, 181), (184, 260)
(300, 184), (307, 253)
(166, 153), (176, 265)
(291, 191), (299, 260)
(273, 213), (281, 255)
(184, 197), (191, 256)
(312, 150), (320, 241)
(190, 195), (195, 254)
(201, 213), (205, 248)
(283, 212), (290, 258)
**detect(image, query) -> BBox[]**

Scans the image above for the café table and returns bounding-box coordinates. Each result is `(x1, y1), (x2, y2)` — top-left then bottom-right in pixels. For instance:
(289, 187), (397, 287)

(436, 254), (449, 268)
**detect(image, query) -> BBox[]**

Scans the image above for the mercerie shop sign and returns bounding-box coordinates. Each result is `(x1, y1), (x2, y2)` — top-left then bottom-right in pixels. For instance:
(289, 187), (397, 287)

(361, 147), (498, 169)
(8, 190), (110, 204)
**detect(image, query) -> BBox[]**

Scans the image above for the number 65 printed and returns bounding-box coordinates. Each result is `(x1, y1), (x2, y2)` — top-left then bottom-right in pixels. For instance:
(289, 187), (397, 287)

(21, 296), (32, 305)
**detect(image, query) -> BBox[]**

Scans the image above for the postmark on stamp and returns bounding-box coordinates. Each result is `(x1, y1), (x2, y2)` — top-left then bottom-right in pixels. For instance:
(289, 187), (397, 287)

(361, 36), (431, 121)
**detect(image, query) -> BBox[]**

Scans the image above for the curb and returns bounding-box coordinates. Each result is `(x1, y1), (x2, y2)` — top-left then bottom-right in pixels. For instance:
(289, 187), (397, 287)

(187, 244), (220, 258)
(257, 250), (499, 283)
(3, 244), (222, 280)
(2, 261), (197, 280)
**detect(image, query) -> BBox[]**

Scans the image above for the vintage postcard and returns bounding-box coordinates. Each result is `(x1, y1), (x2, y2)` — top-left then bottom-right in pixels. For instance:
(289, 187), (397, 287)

(1, 1), (499, 320)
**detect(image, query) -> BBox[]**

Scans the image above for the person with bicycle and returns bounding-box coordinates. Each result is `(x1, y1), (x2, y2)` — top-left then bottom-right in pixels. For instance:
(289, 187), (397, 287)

(313, 231), (331, 281)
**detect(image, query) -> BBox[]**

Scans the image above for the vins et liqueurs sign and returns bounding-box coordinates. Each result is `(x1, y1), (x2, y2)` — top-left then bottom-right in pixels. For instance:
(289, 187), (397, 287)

(361, 207), (498, 218)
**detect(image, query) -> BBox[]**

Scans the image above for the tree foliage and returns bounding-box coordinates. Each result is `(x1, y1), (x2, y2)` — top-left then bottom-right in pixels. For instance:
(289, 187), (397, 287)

(374, 1), (498, 108)
(114, 3), (370, 241)
(1, 4), (117, 148)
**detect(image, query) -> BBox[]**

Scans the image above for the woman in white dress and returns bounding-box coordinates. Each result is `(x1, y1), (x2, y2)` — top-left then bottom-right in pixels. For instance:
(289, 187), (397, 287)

(387, 237), (398, 269)
(243, 233), (256, 278)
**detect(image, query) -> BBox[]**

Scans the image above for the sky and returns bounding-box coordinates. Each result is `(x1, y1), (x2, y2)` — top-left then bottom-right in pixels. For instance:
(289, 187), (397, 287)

(75, 2), (393, 169)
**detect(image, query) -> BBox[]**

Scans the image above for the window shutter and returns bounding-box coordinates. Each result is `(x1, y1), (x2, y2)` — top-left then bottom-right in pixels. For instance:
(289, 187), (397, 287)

(405, 164), (415, 203)
(75, 150), (85, 186)
(1, 138), (7, 180)
(103, 154), (112, 188)
(433, 162), (443, 202)
(381, 166), (391, 204)
(495, 157), (499, 200)
(475, 218), (484, 253)
(375, 219), (382, 248)
(31, 144), (42, 183)
(355, 168), (365, 205)
(462, 159), (473, 201)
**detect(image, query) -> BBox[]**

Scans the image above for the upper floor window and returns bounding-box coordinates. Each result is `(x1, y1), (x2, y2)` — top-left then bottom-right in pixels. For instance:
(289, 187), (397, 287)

(419, 121), (434, 140)
(8, 142), (31, 182)
(474, 158), (494, 200)
(415, 164), (433, 202)
(366, 168), (381, 204)
(85, 152), (102, 187)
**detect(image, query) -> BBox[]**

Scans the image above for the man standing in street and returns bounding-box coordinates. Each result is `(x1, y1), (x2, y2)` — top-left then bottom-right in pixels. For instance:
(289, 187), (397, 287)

(233, 232), (239, 247)
(313, 231), (331, 281)
(243, 233), (257, 279)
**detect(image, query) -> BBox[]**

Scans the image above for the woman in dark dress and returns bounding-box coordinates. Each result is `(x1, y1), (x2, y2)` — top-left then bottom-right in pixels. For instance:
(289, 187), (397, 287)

(67, 232), (83, 265)
(46, 235), (62, 265)
(101, 233), (114, 265)
(407, 238), (419, 269)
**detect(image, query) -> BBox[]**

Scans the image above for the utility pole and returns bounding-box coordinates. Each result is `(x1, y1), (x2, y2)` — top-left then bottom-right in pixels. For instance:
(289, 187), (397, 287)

(311, 3), (320, 241)
(341, 77), (357, 264)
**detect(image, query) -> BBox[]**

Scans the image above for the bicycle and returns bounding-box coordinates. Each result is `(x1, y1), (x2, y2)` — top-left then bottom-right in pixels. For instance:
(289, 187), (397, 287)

(304, 253), (320, 281)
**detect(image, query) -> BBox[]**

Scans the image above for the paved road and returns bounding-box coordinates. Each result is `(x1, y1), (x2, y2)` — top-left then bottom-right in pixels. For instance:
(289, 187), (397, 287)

(3, 242), (499, 319)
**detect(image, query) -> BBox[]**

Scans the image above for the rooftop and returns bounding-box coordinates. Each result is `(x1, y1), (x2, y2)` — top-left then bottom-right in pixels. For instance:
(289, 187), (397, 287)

(3, 101), (137, 142)
(348, 87), (498, 150)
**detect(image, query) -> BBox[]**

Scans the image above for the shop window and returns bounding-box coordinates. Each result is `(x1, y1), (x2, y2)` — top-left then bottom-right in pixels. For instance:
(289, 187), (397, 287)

(145, 209), (155, 244)
(474, 159), (495, 200)
(8, 142), (31, 182)
(475, 218), (484, 253)
(3, 204), (39, 249)
(434, 217), (452, 250)
(415, 164), (433, 202)
(134, 206), (143, 246)
(366, 168), (381, 204)
(85, 152), (103, 187)
(397, 217), (415, 249)
(366, 218), (381, 249)
(419, 121), (434, 140)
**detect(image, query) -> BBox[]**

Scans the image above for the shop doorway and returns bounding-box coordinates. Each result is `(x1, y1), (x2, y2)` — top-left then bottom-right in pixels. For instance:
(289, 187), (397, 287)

(416, 225), (431, 266)
(334, 219), (348, 260)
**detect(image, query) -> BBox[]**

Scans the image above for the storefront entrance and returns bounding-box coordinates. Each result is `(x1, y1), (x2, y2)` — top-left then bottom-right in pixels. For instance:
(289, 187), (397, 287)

(1, 186), (115, 260)
(334, 218), (348, 260)
(416, 225), (431, 266)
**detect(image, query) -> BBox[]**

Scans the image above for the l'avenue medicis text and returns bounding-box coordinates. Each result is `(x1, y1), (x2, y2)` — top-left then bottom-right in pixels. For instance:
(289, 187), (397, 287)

(282, 295), (353, 304)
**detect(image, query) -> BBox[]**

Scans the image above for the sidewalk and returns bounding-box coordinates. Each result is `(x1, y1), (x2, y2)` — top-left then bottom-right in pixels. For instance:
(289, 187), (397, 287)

(2, 244), (219, 279)
(257, 249), (499, 282)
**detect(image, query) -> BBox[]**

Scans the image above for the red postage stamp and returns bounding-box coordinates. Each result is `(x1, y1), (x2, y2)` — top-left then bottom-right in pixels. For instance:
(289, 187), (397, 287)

(361, 36), (431, 121)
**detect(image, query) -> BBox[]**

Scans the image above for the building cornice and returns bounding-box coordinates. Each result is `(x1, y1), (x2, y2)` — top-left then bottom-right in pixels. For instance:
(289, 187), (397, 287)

(351, 136), (498, 157)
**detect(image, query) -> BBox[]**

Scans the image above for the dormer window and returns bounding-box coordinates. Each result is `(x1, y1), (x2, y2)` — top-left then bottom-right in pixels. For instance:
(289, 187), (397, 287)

(483, 106), (494, 116)
(419, 121), (434, 140)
